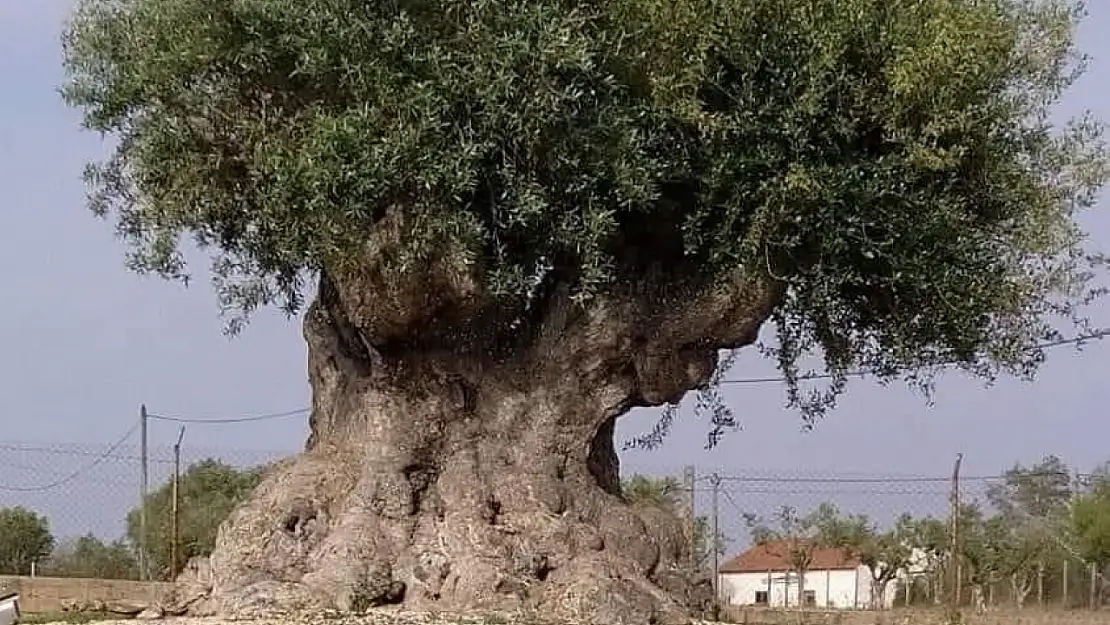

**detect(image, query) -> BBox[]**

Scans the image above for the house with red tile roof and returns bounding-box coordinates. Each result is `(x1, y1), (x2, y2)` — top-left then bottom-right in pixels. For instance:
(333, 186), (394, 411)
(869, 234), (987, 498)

(717, 539), (894, 609)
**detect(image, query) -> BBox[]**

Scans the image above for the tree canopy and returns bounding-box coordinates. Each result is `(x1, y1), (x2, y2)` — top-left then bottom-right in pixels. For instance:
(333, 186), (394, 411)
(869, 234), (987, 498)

(745, 503), (839, 572)
(62, 0), (1106, 421)
(127, 460), (264, 580)
(987, 456), (1073, 525)
(46, 534), (139, 580)
(1071, 474), (1110, 568)
(0, 506), (54, 575)
(817, 511), (914, 608)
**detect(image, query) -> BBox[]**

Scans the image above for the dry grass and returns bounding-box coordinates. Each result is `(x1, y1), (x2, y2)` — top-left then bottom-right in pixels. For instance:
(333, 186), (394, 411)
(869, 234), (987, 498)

(0, 575), (170, 614)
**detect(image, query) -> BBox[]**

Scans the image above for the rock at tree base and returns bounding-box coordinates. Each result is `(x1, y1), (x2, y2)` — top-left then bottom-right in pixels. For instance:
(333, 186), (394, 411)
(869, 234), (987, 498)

(136, 607), (165, 621)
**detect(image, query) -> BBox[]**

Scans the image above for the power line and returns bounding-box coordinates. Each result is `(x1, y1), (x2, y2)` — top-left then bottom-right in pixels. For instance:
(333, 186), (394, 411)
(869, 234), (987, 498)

(0, 442), (286, 465)
(146, 407), (309, 424)
(0, 423), (139, 493)
(0, 442), (137, 459)
(719, 330), (1109, 385)
(721, 488), (747, 519)
(723, 486), (951, 496)
(684, 469), (1087, 487)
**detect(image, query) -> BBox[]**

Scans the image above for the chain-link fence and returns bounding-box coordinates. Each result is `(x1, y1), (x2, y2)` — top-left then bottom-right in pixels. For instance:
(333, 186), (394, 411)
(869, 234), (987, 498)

(1, 440), (1107, 614)
(676, 467), (1109, 613)
(0, 437), (292, 580)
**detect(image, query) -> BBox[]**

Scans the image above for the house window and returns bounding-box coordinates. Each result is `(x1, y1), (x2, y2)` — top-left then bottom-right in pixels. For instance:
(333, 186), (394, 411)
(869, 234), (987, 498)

(754, 591), (768, 605)
(803, 590), (817, 607)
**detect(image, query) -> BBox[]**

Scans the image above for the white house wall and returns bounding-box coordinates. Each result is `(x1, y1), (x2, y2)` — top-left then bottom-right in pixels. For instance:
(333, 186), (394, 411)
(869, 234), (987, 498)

(719, 566), (893, 609)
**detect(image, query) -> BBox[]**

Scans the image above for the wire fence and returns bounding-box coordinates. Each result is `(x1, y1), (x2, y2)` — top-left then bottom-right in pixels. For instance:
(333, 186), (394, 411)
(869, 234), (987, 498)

(0, 438), (291, 549)
(689, 467), (1109, 612)
(0, 444), (964, 550)
(0, 438), (1106, 612)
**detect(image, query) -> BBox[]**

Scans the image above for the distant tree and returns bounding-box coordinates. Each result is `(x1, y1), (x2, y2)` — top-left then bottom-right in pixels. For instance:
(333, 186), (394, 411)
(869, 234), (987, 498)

(0, 507), (54, 575)
(986, 455), (1073, 605)
(622, 475), (683, 509)
(953, 509), (1041, 610)
(958, 503), (1043, 613)
(1070, 477), (1110, 573)
(47, 534), (139, 580)
(1071, 471), (1110, 608)
(987, 456), (1073, 522)
(820, 512), (914, 609)
(993, 519), (1044, 609)
(904, 516), (949, 605)
(746, 503), (840, 606)
(621, 475), (727, 572)
(957, 505), (993, 613)
(126, 460), (264, 580)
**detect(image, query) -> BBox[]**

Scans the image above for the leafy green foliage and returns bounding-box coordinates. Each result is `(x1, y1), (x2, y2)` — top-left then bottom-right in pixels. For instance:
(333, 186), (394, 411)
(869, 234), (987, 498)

(983, 455), (1072, 604)
(622, 475), (684, 509)
(126, 460), (264, 580)
(987, 455), (1073, 525)
(745, 460), (1106, 610)
(621, 475), (727, 571)
(818, 511), (914, 608)
(0, 507), (54, 575)
(62, 0), (1108, 421)
(958, 504), (996, 588)
(901, 515), (949, 601)
(745, 503), (842, 574)
(906, 515), (949, 563)
(46, 534), (139, 580)
(1070, 476), (1110, 567)
(960, 507), (1043, 605)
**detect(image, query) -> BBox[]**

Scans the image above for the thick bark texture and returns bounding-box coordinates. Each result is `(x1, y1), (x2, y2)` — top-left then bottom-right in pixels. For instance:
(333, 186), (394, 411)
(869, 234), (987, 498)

(171, 238), (779, 624)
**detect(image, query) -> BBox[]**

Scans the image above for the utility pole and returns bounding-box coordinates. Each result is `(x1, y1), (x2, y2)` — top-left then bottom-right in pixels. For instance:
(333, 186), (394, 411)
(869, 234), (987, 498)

(1063, 469), (1086, 608)
(171, 426), (186, 580)
(947, 453), (963, 624)
(1090, 562), (1098, 611)
(710, 473), (722, 619)
(1063, 559), (1069, 608)
(683, 466), (696, 573)
(139, 404), (149, 583)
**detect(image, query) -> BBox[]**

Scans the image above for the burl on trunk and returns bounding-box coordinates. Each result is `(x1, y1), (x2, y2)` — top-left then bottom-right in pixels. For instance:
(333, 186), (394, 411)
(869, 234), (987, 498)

(177, 224), (779, 624)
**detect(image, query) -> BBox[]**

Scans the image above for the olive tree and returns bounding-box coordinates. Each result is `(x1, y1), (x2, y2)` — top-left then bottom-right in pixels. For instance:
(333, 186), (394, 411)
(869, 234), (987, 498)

(61, 0), (1106, 621)
(0, 507), (54, 575)
(126, 460), (264, 580)
(746, 503), (844, 606)
(47, 534), (138, 580)
(820, 512), (915, 610)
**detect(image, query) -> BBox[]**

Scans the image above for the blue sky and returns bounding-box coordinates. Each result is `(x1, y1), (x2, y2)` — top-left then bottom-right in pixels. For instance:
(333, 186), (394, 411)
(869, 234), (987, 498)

(1, 1), (1109, 546)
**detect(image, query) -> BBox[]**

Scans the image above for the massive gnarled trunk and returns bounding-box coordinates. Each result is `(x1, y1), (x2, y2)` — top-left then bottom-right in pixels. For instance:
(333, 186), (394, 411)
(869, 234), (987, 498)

(174, 219), (780, 624)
